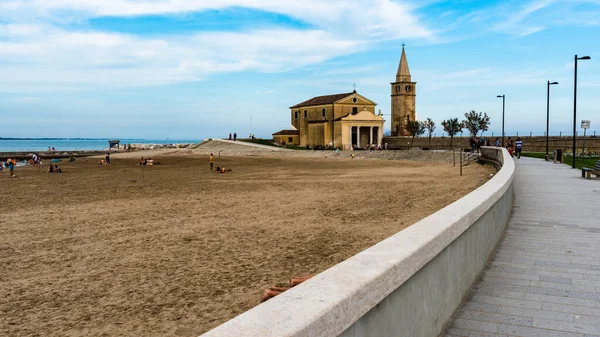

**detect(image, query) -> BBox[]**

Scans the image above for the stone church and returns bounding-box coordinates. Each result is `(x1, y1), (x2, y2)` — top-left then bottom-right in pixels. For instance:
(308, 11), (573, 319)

(273, 46), (416, 148)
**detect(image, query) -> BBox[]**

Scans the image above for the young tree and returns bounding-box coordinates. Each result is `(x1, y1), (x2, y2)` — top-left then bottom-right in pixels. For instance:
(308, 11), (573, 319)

(406, 120), (426, 148)
(424, 118), (436, 144)
(441, 118), (462, 148)
(462, 110), (490, 138)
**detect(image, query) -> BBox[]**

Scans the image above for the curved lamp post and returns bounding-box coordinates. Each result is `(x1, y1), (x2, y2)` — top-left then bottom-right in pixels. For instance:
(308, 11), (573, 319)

(573, 55), (591, 168)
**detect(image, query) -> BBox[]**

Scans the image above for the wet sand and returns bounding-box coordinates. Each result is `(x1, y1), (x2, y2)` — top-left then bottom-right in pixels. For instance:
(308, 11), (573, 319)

(0, 153), (494, 336)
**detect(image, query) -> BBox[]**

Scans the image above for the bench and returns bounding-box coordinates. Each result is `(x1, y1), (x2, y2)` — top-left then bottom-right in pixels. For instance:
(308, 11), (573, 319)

(582, 160), (600, 179)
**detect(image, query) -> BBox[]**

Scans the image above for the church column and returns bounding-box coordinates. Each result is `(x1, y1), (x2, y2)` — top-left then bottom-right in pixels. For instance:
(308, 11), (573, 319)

(369, 126), (373, 146)
(379, 127), (383, 145)
(356, 126), (360, 148)
(349, 126), (353, 150)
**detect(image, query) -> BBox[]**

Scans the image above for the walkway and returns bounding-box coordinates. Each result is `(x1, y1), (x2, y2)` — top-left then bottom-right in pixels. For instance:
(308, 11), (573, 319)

(445, 157), (600, 337)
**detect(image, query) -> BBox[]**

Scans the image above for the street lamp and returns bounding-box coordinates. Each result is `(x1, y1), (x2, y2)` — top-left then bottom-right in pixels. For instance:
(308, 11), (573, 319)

(546, 81), (559, 160)
(497, 95), (505, 147)
(573, 55), (591, 168)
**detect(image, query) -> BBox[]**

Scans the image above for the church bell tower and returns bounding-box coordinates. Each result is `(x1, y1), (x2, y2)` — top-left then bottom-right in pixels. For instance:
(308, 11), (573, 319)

(391, 45), (416, 136)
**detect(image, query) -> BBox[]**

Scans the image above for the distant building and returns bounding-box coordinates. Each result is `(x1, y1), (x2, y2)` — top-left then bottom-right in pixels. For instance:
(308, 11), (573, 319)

(273, 91), (384, 149)
(272, 128), (299, 146)
(391, 46), (417, 136)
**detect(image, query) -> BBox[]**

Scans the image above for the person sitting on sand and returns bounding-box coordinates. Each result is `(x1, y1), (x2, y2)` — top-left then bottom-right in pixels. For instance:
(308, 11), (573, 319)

(55, 164), (62, 173)
(215, 166), (232, 173)
(47, 164), (54, 173)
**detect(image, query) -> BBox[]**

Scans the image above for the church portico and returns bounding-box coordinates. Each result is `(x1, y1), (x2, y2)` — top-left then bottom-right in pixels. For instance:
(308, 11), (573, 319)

(339, 110), (384, 150)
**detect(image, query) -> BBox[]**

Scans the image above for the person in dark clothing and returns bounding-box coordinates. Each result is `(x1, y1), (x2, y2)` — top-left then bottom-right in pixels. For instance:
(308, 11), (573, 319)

(105, 153), (111, 165)
(515, 137), (523, 159)
(233, 133), (237, 141)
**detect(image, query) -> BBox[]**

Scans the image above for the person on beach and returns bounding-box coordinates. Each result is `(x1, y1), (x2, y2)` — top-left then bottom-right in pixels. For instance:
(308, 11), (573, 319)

(233, 132), (237, 141)
(55, 164), (62, 173)
(105, 153), (111, 165)
(209, 153), (214, 171)
(495, 138), (500, 147)
(47, 164), (54, 173)
(7, 158), (16, 177)
(229, 133), (232, 140)
(506, 137), (514, 156)
(515, 137), (523, 159)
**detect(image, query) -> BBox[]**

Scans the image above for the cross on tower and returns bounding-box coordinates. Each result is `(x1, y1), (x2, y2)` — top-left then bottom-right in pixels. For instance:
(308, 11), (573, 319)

(353, 83), (356, 91)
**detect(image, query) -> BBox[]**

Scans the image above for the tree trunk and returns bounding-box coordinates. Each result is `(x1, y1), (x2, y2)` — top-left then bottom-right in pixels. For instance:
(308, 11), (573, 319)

(411, 135), (416, 148)
(450, 135), (454, 149)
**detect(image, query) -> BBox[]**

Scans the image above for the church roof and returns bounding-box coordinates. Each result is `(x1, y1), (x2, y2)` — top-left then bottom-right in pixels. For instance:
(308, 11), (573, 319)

(396, 46), (411, 82)
(290, 92), (355, 109)
(272, 129), (300, 136)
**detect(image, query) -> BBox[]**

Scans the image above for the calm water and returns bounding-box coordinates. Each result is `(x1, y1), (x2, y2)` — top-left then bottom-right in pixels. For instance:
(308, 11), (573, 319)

(0, 139), (201, 152)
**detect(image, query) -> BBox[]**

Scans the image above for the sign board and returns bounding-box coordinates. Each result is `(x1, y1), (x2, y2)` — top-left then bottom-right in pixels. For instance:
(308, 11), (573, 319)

(581, 120), (591, 129)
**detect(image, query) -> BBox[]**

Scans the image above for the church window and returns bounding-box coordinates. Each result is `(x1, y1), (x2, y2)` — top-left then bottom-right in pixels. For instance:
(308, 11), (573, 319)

(405, 85), (412, 93)
(352, 107), (358, 114)
(294, 111), (298, 120)
(304, 110), (307, 119)
(322, 108), (326, 118)
(288, 137), (293, 142)
(352, 97), (358, 103)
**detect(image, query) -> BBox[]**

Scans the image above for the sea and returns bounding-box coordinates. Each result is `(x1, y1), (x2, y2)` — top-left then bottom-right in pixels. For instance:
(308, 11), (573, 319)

(0, 139), (201, 152)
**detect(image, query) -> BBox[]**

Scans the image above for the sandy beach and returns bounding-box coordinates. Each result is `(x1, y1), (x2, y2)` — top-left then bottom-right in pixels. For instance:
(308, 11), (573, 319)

(0, 147), (494, 336)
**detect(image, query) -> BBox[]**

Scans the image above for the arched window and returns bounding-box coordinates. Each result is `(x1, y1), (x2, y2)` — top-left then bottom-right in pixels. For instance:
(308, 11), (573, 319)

(352, 107), (358, 114)
(322, 108), (326, 118)
(294, 111), (298, 120)
(304, 110), (307, 119)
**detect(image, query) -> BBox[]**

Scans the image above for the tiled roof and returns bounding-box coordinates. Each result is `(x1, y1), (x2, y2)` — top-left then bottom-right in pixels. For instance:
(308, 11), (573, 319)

(290, 92), (355, 109)
(272, 130), (300, 136)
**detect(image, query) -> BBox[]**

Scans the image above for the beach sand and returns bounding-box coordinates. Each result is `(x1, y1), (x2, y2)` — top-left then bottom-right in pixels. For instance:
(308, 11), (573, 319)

(0, 152), (494, 336)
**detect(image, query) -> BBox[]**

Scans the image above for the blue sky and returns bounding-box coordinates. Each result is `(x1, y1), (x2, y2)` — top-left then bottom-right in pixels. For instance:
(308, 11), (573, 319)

(1, 0), (599, 139)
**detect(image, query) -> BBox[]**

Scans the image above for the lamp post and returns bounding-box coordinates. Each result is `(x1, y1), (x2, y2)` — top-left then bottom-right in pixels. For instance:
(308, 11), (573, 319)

(497, 95), (505, 147)
(546, 81), (559, 160)
(573, 55), (591, 168)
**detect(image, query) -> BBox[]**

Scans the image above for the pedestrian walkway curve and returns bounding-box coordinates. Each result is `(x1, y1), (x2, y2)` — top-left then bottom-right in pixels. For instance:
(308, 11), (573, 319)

(444, 157), (600, 337)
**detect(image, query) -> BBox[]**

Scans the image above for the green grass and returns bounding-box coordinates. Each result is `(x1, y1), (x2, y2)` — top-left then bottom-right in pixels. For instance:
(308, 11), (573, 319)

(521, 152), (599, 170)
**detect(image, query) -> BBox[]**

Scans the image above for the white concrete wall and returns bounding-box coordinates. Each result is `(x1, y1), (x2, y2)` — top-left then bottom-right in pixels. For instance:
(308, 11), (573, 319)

(201, 147), (515, 337)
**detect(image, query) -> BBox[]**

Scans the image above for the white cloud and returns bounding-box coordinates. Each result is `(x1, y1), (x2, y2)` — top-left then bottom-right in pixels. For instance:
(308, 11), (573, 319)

(0, 0), (433, 90)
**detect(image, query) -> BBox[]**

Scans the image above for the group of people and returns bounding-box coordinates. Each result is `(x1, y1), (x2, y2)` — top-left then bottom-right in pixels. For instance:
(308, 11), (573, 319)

(47, 147), (57, 152)
(505, 137), (524, 158)
(31, 153), (43, 167)
(47, 164), (62, 173)
(228, 133), (238, 141)
(470, 136), (523, 158)
(209, 153), (232, 173)
(139, 157), (160, 166)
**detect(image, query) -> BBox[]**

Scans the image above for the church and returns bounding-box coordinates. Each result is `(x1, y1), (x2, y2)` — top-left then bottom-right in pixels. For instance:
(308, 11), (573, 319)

(273, 46), (416, 149)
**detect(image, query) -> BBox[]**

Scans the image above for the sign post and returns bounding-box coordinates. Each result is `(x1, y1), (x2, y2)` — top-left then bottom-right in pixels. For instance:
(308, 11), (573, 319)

(581, 120), (591, 156)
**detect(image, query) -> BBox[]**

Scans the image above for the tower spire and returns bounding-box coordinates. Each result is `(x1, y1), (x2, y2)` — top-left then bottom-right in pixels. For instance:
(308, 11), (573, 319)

(396, 44), (411, 82)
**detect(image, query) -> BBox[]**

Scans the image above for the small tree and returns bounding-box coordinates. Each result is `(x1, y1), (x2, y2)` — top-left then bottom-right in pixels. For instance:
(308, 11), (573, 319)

(406, 120), (426, 148)
(424, 118), (436, 144)
(462, 110), (490, 138)
(441, 118), (462, 148)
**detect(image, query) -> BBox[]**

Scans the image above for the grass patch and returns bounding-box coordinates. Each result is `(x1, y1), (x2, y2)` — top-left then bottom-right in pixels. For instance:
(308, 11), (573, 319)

(521, 152), (599, 170)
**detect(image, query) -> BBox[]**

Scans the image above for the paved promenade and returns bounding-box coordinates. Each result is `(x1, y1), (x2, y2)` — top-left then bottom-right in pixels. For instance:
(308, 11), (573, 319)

(445, 157), (600, 337)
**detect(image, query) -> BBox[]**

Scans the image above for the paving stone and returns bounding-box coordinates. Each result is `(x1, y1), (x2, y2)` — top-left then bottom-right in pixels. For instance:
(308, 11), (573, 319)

(463, 302), (499, 313)
(496, 305), (574, 322)
(541, 275), (574, 285)
(498, 324), (584, 337)
(452, 318), (499, 333)
(542, 303), (600, 317)
(445, 328), (471, 336)
(471, 295), (542, 310)
(574, 314), (600, 326)
(532, 318), (600, 335)
(457, 310), (532, 327)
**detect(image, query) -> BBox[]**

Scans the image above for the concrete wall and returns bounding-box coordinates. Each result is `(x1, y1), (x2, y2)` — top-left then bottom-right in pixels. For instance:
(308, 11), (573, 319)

(201, 147), (515, 337)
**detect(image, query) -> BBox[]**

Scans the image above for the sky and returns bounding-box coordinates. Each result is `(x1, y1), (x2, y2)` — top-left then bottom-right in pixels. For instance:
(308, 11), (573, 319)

(1, 0), (599, 139)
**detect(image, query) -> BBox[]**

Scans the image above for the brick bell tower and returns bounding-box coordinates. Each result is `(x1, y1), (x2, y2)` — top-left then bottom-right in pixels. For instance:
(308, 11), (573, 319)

(391, 45), (416, 136)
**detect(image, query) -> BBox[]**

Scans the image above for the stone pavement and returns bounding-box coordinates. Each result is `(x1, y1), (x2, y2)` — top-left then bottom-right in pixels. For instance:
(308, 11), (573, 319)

(444, 157), (600, 337)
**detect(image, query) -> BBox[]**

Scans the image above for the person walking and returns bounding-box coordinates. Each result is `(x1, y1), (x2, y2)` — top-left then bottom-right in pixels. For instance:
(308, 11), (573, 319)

(515, 137), (523, 159)
(209, 153), (214, 171)
(233, 132), (237, 141)
(495, 138), (500, 147)
(229, 133), (232, 140)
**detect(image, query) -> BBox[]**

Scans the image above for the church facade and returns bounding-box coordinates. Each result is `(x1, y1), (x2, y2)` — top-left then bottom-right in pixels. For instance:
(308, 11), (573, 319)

(273, 47), (416, 148)
(274, 91), (384, 150)
(391, 46), (416, 136)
